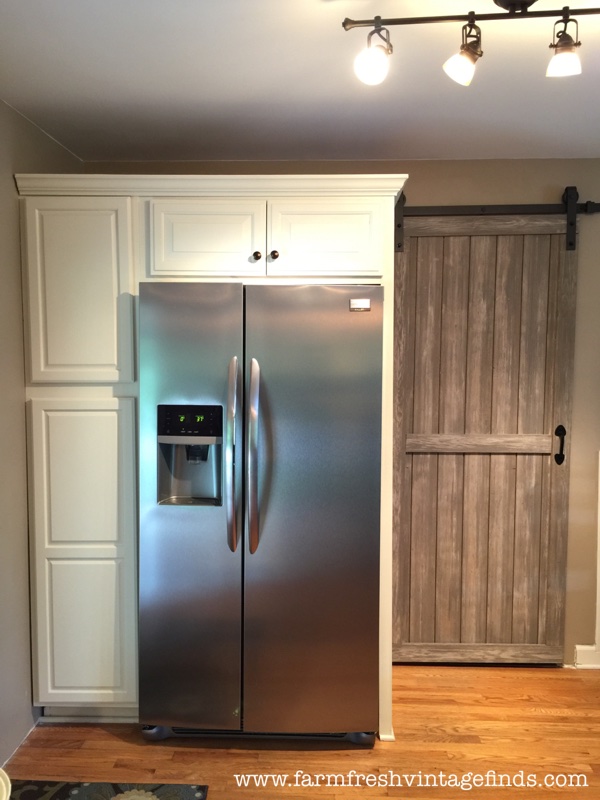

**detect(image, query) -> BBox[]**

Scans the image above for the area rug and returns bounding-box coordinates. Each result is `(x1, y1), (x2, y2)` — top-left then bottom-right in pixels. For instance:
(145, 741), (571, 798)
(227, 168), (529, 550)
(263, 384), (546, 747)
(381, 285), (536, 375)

(9, 784), (207, 800)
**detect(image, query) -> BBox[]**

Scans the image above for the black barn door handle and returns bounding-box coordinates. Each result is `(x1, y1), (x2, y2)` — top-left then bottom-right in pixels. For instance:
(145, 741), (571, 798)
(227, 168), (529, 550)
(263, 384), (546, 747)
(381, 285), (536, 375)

(554, 425), (566, 465)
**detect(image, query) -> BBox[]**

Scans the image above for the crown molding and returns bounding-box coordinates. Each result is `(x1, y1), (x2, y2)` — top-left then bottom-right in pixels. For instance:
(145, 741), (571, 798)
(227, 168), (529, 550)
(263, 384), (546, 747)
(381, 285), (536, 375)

(15, 173), (408, 198)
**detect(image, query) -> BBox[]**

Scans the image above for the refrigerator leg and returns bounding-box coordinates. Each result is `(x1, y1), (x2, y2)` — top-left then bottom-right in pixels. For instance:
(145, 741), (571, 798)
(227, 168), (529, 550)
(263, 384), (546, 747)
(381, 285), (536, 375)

(347, 732), (376, 746)
(141, 725), (173, 741)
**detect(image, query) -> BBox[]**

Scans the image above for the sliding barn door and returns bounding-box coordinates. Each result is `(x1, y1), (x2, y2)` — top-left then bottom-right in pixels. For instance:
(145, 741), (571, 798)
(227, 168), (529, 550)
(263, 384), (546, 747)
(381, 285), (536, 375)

(393, 216), (577, 663)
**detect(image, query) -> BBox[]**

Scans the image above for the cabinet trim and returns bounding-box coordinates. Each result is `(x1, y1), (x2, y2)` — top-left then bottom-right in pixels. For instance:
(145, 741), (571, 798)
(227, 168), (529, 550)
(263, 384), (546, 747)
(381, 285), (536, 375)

(16, 173), (407, 198)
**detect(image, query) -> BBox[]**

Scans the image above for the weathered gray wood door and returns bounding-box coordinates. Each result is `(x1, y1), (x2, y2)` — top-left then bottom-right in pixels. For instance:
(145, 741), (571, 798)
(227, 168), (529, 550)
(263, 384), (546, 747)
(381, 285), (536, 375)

(393, 216), (577, 663)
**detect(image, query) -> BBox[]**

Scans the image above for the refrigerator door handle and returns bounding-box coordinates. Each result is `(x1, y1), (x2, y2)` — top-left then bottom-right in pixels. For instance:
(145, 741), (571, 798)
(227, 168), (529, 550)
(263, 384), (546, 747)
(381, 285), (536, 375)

(225, 356), (239, 552)
(247, 357), (260, 554)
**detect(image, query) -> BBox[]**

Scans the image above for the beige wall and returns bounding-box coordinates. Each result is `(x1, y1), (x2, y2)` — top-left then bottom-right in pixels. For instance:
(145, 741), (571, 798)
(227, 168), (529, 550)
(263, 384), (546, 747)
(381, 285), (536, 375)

(86, 157), (600, 662)
(0, 101), (80, 766)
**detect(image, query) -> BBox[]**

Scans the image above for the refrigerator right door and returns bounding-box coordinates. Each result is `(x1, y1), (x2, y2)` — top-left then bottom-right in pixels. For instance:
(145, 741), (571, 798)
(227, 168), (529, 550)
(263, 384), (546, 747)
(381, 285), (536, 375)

(243, 284), (382, 734)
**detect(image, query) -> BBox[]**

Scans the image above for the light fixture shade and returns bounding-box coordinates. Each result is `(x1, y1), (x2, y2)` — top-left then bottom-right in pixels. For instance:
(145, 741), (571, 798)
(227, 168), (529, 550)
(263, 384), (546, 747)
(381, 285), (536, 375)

(546, 30), (582, 76)
(546, 48), (582, 76)
(443, 50), (478, 86)
(354, 45), (390, 85)
(443, 21), (483, 86)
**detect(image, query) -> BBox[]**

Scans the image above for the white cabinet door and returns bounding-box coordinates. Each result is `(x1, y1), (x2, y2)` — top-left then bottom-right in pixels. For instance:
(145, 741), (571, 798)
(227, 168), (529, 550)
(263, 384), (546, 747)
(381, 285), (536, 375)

(151, 198), (267, 276)
(22, 197), (134, 382)
(267, 197), (389, 277)
(28, 397), (137, 705)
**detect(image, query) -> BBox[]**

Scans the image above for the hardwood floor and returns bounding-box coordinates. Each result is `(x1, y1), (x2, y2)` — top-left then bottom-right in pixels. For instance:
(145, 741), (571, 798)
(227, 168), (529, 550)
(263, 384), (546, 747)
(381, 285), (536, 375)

(6, 666), (600, 799)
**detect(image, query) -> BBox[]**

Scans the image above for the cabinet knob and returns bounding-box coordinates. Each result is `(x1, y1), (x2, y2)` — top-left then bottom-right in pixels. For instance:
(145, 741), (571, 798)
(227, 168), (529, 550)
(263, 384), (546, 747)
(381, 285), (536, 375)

(252, 251), (262, 261)
(270, 250), (280, 260)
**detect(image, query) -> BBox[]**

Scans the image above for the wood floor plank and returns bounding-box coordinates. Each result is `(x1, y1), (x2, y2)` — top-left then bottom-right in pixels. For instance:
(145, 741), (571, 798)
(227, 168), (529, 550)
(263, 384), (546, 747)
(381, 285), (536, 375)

(6, 666), (600, 799)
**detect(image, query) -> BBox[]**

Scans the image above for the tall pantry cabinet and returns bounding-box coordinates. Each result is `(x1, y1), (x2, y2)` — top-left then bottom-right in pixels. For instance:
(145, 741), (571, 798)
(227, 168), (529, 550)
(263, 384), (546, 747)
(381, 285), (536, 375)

(17, 174), (406, 734)
(21, 195), (137, 710)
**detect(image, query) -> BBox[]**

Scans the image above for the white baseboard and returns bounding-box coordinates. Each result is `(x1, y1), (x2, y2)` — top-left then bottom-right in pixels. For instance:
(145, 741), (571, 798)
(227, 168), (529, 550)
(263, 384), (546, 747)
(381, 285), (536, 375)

(574, 644), (600, 668)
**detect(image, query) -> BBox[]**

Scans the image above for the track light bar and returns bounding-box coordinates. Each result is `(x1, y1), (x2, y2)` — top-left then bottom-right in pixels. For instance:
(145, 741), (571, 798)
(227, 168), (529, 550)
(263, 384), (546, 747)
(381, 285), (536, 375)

(342, 5), (600, 32)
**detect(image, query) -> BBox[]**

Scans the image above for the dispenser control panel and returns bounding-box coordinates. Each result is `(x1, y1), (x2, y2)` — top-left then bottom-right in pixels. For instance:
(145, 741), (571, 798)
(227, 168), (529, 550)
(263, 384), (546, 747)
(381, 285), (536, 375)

(157, 405), (223, 438)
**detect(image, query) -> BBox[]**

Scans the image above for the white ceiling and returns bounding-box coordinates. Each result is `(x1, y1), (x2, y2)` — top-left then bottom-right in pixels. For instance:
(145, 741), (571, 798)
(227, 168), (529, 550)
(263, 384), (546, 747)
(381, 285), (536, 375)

(1, 0), (600, 163)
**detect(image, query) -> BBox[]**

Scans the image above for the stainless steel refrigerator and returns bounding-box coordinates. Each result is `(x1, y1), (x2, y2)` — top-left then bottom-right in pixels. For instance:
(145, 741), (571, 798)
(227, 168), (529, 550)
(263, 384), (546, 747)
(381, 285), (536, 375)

(138, 282), (382, 741)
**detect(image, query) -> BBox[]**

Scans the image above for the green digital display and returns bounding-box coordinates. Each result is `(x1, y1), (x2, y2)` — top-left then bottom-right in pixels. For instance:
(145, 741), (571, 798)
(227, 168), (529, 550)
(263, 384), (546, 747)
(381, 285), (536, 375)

(157, 405), (222, 438)
(178, 413), (205, 423)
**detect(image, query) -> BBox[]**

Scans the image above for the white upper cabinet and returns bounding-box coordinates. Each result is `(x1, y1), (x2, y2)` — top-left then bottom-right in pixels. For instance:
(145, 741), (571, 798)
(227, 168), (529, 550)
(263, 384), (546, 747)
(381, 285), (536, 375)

(22, 196), (134, 383)
(151, 195), (390, 277)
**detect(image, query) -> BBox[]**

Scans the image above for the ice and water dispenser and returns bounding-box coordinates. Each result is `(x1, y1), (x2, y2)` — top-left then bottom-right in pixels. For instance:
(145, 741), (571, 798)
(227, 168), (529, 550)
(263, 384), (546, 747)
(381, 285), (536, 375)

(157, 405), (223, 505)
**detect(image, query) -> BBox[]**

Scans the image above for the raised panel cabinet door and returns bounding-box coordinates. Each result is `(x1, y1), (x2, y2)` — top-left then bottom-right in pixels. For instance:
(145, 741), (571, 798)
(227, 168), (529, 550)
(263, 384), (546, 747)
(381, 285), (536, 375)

(266, 197), (390, 277)
(151, 198), (267, 276)
(27, 397), (137, 705)
(22, 197), (134, 383)
(393, 216), (577, 664)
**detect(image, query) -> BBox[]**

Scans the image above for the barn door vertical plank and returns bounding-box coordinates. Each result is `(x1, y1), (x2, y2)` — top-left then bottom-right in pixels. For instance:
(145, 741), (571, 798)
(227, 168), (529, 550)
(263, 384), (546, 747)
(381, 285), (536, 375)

(538, 235), (561, 644)
(545, 240), (577, 648)
(513, 235), (550, 643)
(487, 236), (523, 642)
(393, 242), (417, 650)
(436, 236), (469, 642)
(410, 237), (443, 642)
(462, 235), (497, 643)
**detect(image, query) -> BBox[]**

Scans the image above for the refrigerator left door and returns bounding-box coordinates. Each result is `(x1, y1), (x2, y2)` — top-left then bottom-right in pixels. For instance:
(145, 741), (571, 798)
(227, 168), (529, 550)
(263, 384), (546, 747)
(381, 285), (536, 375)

(138, 282), (244, 730)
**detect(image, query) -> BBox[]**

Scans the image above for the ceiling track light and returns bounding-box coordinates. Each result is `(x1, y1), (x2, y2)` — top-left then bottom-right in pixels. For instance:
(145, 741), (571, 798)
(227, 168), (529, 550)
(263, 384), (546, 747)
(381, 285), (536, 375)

(343, 1), (600, 85)
(443, 14), (483, 86)
(547, 12), (582, 76)
(353, 16), (393, 85)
